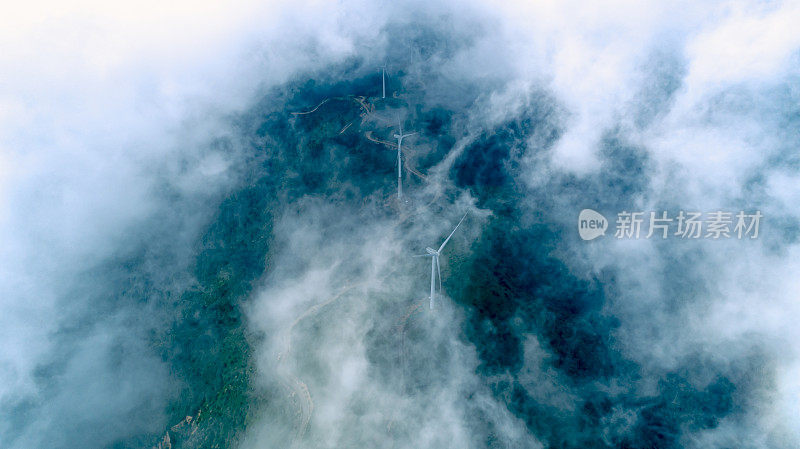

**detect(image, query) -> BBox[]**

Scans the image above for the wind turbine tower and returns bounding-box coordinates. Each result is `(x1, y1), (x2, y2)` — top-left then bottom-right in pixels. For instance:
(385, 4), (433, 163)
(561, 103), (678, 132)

(417, 213), (468, 309)
(381, 63), (387, 99)
(393, 119), (416, 200)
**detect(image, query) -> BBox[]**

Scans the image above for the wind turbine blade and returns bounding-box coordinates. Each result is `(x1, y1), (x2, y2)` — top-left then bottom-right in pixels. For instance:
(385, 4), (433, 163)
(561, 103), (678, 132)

(438, 212), (468, 252)
(412, 254), (431, 258)
(401, 132), (417, 138)
(436, 256), (442, 292)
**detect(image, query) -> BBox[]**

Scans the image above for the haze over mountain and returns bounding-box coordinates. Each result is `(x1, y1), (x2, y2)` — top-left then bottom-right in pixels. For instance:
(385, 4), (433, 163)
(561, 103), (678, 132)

(1, 1), (799, 448)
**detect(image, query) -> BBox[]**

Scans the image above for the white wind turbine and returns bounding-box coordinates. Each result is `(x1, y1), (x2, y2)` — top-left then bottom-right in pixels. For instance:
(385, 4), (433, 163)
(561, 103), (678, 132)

(416, 213), (468, 309)
(393, 118), (416, 200)
(380, 63), (387, 99)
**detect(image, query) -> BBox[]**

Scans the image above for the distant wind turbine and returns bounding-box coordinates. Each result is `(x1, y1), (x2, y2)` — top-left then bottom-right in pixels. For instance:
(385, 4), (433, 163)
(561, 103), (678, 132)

(380, 63), (387, 99)
(416, 213), (468, 309)
(393, 119), (416, 200)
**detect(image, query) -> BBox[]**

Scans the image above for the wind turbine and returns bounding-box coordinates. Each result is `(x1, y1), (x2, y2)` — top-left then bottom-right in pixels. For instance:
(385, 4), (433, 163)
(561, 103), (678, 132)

(416, 213), (468, 309)
(380, 63), (387, 99)
(393, 118), (416, 200)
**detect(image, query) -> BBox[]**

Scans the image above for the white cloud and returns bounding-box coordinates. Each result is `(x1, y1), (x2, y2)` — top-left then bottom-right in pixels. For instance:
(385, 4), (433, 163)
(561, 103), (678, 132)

(3, 0), (800, 446)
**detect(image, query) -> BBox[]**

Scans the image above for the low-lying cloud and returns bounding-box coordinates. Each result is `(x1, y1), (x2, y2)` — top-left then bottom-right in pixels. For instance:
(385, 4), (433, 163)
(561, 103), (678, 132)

(2, 1), (799, 448)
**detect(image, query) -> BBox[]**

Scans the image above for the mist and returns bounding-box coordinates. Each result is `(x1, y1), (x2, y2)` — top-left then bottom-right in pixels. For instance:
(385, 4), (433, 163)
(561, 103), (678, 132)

(1, 1), (799, 448)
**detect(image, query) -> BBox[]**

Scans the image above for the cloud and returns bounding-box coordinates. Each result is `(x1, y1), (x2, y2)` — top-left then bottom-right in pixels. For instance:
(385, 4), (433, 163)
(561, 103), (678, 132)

(2, 0), (800, 448)
(0, 1), (289, 447)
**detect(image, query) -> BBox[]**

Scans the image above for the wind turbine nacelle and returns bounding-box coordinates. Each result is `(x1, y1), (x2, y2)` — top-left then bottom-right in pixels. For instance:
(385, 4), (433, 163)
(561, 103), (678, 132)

(393, 134), (401, 139)
(425, 247), (437, 255)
